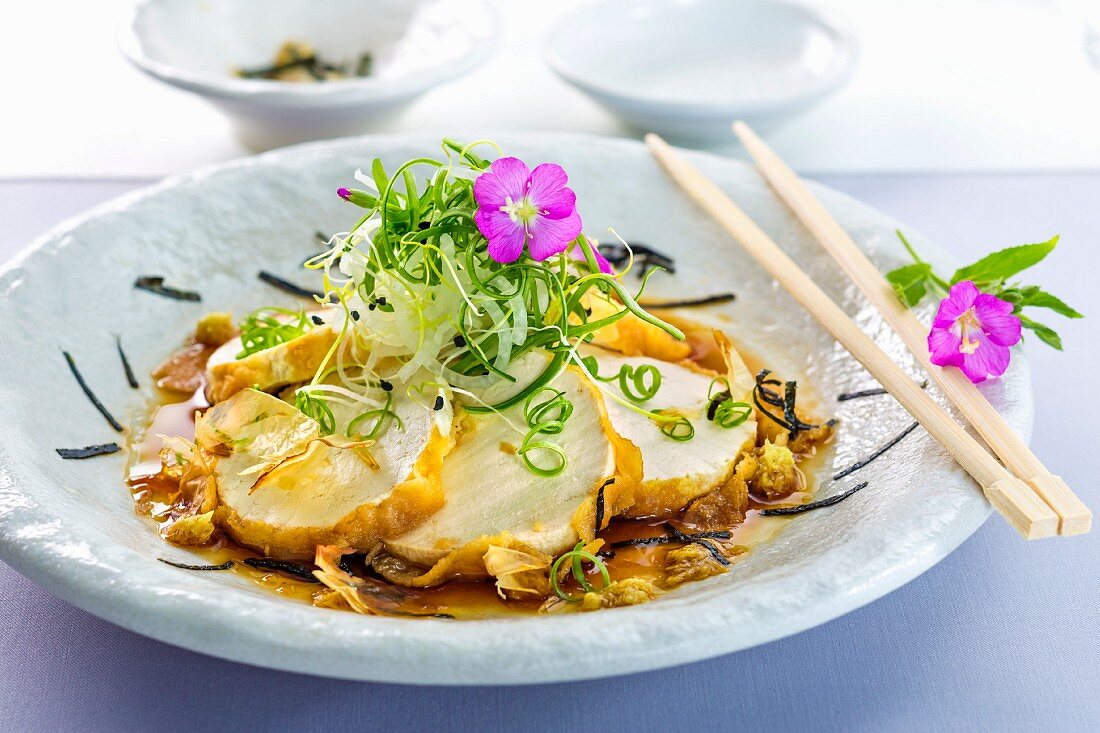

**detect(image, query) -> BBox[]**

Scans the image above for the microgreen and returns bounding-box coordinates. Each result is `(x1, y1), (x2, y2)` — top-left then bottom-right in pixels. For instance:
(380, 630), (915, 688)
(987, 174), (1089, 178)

(237, 307), (312, 358)
(299, 139), (686, 475)
(885, 232), (1082, 350)
(550, 541), (611, 602)
(580, 356), (662, 403)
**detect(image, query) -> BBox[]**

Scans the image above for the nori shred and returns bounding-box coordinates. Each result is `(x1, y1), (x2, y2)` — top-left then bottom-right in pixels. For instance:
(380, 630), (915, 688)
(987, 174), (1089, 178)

(761, 481), (869, 516)
(661, 524), (731, 565)
(639, 293), (736, 309)
(63, 351), (123, 432)
(610, 527), (732, 549)
(55, 443), (121, 459)
(243, 557), (321, 583)
(594, 478), (614, 534)
(597, 241), (676, 277)
(837, 380), (928, 402)
(158, 558), (234, 571)
(832, 422), (920, 481)
(258, 270), (325, 300)
(115, 334), (138, 389)
(134, 276), (201, 302)
(753, 369), (819, 441)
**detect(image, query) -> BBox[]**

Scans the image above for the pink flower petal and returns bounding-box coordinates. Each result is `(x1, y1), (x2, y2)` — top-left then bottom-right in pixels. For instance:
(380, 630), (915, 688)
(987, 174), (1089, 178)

(928, 325), (964, 367)
(475, 209), (526, 263)
(526, 163), (576, 220)
(526, 210), (582, 261)
(960, 341), (1011, 383)
(973, 293), (1022, 347)
(570, 241), (613, 274)
(473, 157), (530, 208)
(933, 281), (980, 328)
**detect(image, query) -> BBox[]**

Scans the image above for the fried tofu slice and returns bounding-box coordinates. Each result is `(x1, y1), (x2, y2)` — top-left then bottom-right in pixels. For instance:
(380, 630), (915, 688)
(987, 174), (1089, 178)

(204, 311), (340, 404)
(580, 336), (757, 517)
(197, 384), (452, 559)
(383, 352), (640, 585)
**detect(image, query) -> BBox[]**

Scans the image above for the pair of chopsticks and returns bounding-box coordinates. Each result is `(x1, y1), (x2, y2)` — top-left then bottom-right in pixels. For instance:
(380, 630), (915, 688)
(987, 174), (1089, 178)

(645, 124), (1091, 540)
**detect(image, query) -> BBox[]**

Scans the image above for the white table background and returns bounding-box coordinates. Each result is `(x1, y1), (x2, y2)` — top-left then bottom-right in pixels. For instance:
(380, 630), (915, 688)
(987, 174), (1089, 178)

(3, 0), (1100, 177)
(1, 1), (1099, 731)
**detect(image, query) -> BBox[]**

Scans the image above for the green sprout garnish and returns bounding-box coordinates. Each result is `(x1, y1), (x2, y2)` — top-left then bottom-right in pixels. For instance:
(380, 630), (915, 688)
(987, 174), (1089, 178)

(581, 356), (662, 403)
(346, 391), (404, 441)
(294, 389), (335, 436)
(298, 139), (686, 475)
(237, 307), (312, 358)
(550, 541), (612, 602)
(518, 388), (573, 477)
(706, 377), (752, 429)
(653, 409), (695, 441)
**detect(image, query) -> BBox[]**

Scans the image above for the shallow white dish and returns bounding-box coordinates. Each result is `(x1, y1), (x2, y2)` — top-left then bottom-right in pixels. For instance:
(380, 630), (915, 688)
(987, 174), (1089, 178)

(119, 0), (499, 150)
(545, 0), (859, 141)
(0, 134), (1026, 684)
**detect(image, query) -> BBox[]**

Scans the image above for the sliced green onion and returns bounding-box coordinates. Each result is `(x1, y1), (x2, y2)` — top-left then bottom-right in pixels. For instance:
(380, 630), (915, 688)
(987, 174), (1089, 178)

(550, 541), (611, 602)
(237, 307), (311, 358)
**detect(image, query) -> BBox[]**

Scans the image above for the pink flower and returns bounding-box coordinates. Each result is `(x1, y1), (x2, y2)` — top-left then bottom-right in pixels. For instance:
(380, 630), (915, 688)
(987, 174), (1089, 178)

(473, 157), (582, 264)
(928, 281), (1022, 383)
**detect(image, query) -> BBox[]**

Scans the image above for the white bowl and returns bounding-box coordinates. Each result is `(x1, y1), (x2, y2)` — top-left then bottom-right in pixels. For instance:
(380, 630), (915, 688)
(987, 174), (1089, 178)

(545, 0), (859, 141)
(119, 0), (499, 150)
(0, 133), (1026, 684)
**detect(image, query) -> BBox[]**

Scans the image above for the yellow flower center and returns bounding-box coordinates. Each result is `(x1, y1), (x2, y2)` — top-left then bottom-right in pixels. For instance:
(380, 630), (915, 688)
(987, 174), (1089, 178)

(956, 308), (983, 354)
(500, 196), (540, 225)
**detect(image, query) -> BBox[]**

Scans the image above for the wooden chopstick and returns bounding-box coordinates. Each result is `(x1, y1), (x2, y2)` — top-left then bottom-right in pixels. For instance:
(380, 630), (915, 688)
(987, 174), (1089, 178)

(645, 133), (1059, 540)
(732, 121), (1091, 537)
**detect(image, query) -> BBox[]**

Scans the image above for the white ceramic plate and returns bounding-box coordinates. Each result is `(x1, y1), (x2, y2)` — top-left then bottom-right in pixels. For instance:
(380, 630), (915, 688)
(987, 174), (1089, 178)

(545, 0), (859, 141)
(0, 134), (1027, 684)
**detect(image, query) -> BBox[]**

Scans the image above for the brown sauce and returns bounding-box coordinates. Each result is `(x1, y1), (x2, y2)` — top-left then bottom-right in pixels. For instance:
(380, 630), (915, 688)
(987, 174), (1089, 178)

(127, 320), (833, 618)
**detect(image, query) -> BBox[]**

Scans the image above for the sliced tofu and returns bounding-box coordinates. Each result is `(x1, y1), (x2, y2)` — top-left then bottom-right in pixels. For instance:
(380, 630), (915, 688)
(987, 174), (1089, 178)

(205, 311), (340, 404)
(197, 383), (452, 559)
(384, 351), (639, 583)
(580, 337), (757, 517)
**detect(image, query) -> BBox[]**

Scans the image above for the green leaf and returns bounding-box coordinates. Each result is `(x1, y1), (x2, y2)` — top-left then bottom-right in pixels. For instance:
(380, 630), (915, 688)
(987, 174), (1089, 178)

(1019, 289), (1083, 319)
(885, 262), (933, 307)
(950, 236), (1058, 285)
(1018, 315), (1063, 351)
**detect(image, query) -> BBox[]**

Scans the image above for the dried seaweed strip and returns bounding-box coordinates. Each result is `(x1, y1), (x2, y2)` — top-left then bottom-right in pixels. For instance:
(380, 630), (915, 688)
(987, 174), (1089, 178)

(610, 528), (731, 549)
(258, 270), (325, 300)
(115, 335), (138, 389)
(761, 481), (869, 516)
(832, 422), (920, 481)
(639, 293), (736, 309)
(63, 351), (123, 432)
(243, 557), (321, 583)
(134, 276), (201, 302)
(838, 380), (928, 402)
(55, 443), (120, 459)
(597, 241), (676, 277)
(158, 558), (234, 571)
(594, 478), (614, 534)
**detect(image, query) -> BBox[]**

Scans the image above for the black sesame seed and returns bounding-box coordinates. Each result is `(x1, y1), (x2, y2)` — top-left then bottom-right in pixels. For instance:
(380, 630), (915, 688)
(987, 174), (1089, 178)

(368, 303), (376, 311)
(432, 395), (444, 411)
(351, 310), (360, 321)
(310, 315), (323, 325)
(453, 335), (467, 347)
(376, 296), (387, 306)
(379, 379), (393, 392)
(418, 221), (429, 230)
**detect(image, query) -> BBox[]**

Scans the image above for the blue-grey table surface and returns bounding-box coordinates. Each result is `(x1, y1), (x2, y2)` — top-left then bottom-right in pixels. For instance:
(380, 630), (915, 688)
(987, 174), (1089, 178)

(0, 172), (1096, 733)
